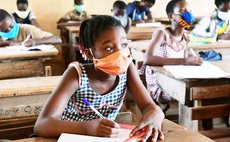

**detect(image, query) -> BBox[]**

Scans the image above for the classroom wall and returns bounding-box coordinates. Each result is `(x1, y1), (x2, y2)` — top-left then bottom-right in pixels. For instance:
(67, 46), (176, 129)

(1, 0), (215, 36)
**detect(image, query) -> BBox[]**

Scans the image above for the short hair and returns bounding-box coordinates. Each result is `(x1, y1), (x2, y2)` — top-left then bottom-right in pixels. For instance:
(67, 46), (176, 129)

(215, 0), (230, 8)
(113, 0), (127, 10)
(0, 9), (12, 22)
(166, 0), (184, 14)
(145, 0), (156, 5)
(16, 0), (28, 5)
(79, 15), (123, 50)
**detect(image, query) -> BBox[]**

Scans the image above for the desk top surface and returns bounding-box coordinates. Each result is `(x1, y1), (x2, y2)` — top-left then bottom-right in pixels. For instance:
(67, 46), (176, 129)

(129, 40), (230, 52)
(64, 26), (80, 33)
(0, 76), (61, 98)
(12, 119), (213, 142)
(0, 45), (58, 60)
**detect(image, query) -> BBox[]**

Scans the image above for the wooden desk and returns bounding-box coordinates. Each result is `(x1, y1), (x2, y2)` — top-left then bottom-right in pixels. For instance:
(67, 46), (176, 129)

(129, 40), (230, 130)
(0, 46), (58, 79)
(127, 26), (157, 40)
(154, 59), (230, 131)
(12, 119), (213, 142)
(129, 40), (230, 52)
(0, 76), (61, 140)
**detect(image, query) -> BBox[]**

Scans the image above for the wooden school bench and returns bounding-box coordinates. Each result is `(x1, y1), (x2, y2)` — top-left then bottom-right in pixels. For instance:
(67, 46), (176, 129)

(0, 76), (61, 140)
(0, 45), (58, 79)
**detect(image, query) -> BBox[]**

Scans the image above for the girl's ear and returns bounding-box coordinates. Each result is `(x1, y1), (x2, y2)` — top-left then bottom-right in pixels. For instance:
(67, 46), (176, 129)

(84, 48), (93, 60)
(168, 13), (173, 21)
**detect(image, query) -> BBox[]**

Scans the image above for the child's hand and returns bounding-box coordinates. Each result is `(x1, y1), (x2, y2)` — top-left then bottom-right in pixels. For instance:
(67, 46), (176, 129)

(23, 39), (35, 47)
(184, 56), (203, 65)
(84, 118), (120, 137)
(130, 109), (164, 142)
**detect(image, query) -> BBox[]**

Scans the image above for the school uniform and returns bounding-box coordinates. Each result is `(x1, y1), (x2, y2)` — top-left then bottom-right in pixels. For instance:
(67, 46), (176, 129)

(12, 10), (36, 25)
(191, 10), (230, 41)
(61, 63), (127, 121)
(61, 10), (91, 21)
(0, 24), (53, 42)
(140, 27), (189, 105)
(126, 1), (151, 21)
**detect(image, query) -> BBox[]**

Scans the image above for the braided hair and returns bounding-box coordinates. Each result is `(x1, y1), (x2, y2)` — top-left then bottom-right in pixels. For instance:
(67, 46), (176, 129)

(79, 15), (123, 50)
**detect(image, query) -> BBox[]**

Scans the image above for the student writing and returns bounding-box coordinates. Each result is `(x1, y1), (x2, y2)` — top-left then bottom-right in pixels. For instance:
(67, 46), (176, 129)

(140, 0), (203, 112)
(34, 15), (164, 142)
(0, 9), (61, 47)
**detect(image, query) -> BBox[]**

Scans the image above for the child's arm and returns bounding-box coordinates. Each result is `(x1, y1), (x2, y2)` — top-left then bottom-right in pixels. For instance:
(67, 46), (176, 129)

(127, 63), (165, 142)
(144, 30), (202, 66)
(24, 36), (62, 47)
(34, 66), (119, 138)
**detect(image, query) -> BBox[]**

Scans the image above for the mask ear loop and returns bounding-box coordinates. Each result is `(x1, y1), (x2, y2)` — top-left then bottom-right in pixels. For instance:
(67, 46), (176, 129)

(89, 48), (99, 63)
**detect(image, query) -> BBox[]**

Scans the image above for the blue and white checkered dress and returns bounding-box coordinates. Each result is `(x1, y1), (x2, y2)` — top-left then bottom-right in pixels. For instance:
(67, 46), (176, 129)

(61, 64), (127, 121)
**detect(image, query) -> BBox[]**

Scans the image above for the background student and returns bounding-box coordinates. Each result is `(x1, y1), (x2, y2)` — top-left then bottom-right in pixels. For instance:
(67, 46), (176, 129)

(112, 0), (132, 33)
(126, 0), (155, 23)
(140, 0), (203, 112)
(58, 0), (91, 23)
(0, 9), (61, 47)
(12, 0), (40, 28)
(192, 0), (230, 41)
(34, 15), (164, 142)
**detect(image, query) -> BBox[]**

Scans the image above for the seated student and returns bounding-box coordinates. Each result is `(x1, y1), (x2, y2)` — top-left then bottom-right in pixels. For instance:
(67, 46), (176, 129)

(140, 0), (203, 112)
(112, 0), (132, 33)
(12, 0), (40, 28)
(34, 15), (164, 142)
(126, 0), (155, 23)
(58, 0), (91, 23)
(191, 0), (230, 41)
(0, 9), (61, 47)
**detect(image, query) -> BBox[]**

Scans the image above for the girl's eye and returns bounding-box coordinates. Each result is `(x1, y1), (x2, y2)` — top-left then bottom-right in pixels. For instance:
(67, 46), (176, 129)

(122, 43), (128, 48)
(105, 47), (113, 51)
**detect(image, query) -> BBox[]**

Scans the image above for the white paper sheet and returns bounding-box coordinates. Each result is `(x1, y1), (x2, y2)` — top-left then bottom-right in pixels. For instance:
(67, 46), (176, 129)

(136, 22), (162, 28)
(6, 44), (53, 51)
(163, 61), (229, 79)
(57, 128), (131, 142)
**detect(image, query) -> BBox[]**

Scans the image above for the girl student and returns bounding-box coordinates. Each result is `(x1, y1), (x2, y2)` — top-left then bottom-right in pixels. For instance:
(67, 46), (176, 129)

(34, 15), (164, 142)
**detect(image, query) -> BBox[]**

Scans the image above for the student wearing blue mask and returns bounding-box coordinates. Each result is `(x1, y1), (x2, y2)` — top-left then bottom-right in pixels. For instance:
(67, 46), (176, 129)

(126, 0), (155, 23)
(140, 0), (203, 113)
(0, 9), (61, 47)
(58, 0), (91, 23)
(12, 0), (40, 28)
(112, 0), (131, 33)
(191, 0), (230, 41)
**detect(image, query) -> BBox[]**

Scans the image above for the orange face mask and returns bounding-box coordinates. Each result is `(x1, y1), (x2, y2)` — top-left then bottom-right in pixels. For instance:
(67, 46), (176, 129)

(90, 49), (133, 75)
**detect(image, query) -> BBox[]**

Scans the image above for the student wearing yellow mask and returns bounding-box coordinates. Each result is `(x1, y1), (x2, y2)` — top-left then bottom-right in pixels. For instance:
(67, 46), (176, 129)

(12, 0), (40, 28)
(58, 0), (91, 23)
(191, 0), (230, 42)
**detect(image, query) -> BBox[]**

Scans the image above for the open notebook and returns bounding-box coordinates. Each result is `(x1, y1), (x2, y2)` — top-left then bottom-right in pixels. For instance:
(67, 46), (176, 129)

(163, 61), (229, 79)
(6, 44), (53, 51)
(136, 22), (162, 28)
(57, 128), (131, 142)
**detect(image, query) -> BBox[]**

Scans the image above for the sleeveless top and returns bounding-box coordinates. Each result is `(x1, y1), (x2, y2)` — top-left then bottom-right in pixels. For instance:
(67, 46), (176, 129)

(12, 12), (32, 25)
(139, 27), (189, 104)
(61, 63), (127, 121)
(153, 27), (189, 58)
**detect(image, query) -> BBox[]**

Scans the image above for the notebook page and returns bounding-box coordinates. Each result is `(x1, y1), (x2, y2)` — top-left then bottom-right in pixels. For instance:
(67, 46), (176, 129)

(6, 44), (53, 51)
(163, 61), (229, 79)
(58, 128), (131, 142)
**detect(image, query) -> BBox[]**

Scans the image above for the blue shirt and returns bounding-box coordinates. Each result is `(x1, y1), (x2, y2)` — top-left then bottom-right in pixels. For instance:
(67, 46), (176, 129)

(126, 1), (151, 21)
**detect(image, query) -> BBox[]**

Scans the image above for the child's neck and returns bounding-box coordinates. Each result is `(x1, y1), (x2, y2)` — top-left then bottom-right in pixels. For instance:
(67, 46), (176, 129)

(168, 26), (184, 42)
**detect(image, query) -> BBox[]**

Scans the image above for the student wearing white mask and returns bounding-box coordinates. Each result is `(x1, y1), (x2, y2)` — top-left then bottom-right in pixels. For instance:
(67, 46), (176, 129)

(12, 0), (40, 28)
(112, 0), (131, 33)
(191, 0), (230, 41)
(58, 0), (91, 23)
